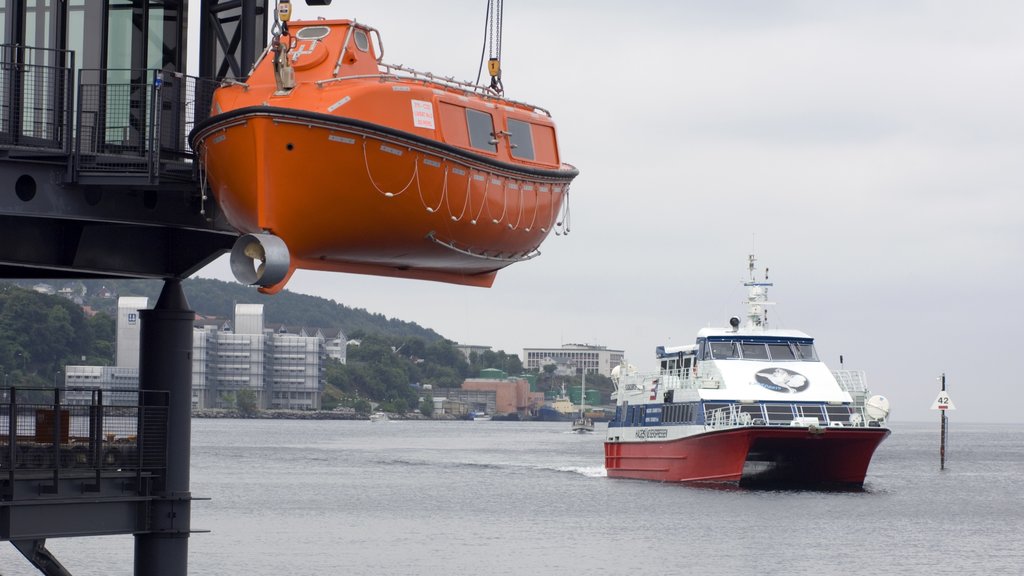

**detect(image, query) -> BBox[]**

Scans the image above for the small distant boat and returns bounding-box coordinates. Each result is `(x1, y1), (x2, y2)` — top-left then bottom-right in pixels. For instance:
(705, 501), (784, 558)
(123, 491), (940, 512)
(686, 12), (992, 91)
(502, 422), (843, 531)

(571, 414), (594, 433)
(369, 411), (389, 422)
(534, 383), (574, 421)
(604, 255), (892, 488)
(571, 369), (595, 433)
(190, 14), (578, 294)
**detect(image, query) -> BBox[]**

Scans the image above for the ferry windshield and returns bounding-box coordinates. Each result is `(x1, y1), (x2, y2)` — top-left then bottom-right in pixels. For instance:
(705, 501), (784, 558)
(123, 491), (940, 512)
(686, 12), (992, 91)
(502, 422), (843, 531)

(706, 339), (817, 361)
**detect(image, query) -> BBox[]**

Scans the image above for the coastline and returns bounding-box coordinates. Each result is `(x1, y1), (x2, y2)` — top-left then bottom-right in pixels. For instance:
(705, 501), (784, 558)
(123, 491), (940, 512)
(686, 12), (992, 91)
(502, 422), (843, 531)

(190, 409), (451, 421)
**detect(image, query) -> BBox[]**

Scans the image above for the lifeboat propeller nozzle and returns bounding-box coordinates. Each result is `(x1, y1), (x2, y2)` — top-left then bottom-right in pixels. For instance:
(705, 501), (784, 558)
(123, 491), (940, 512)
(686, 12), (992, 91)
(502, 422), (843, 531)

(231, 233), (291, 288)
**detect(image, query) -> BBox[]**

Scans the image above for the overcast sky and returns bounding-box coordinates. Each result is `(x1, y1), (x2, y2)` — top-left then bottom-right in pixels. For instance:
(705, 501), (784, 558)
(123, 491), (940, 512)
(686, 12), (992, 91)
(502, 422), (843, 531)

(193, 0), (1024, 423)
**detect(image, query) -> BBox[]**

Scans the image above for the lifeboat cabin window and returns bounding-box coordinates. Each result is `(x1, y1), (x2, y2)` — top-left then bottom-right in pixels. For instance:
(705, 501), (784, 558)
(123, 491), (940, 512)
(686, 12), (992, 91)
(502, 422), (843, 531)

(466, 108), (498, 153)
(295, 26), (331, 40)
(354, 28), (370, 51)
(507, 118), (535, 160)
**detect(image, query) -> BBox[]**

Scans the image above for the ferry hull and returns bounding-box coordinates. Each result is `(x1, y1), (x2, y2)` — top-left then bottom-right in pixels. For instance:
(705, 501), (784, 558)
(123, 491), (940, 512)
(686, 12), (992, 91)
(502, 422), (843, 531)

(604, 426), (890, 487)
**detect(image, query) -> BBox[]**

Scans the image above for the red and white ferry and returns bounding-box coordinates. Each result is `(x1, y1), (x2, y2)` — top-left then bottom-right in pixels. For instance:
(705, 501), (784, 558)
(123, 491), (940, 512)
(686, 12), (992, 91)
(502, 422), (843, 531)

(604, 256), (891, 488)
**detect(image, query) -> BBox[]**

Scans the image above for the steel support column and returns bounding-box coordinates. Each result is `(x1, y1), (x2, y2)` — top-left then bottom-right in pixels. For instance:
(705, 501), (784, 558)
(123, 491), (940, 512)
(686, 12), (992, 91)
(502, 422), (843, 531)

(134, 279), (195, 576)
(10, 539), (73, 576)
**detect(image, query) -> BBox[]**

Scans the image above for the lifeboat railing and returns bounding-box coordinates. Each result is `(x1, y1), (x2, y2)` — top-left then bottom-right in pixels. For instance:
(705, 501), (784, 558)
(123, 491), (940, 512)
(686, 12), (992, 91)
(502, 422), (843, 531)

(73, 68), (221, 183)
(702, 402), (878, 431)
(425, 231), (540, 263)
(314, 63), (553, 117)
(0, 386), (169, 490)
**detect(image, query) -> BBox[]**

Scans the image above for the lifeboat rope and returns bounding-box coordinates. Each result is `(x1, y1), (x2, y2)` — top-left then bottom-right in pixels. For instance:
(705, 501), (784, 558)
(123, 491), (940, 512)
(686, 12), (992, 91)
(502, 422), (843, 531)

(524, 185), (539, 232)
(361, 139), (419, 198)
(510, 185), (525, 230)
(471, 176), (491, 225)
(444, 165), (474, 222)
(554, 187), (571, 236)
(198, 143), (209, 215)
(418, 160), (448, 214)
(490, 179), (508, 225)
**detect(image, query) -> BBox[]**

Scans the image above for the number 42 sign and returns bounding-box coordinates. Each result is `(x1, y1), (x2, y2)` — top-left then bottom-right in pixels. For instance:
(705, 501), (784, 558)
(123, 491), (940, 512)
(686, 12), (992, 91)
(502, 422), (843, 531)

(931, 391), (956, 411)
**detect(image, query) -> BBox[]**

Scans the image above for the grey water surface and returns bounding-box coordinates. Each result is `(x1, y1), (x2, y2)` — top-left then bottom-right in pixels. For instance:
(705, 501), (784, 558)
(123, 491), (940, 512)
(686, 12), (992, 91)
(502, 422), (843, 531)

(1, 419), (1020, 575)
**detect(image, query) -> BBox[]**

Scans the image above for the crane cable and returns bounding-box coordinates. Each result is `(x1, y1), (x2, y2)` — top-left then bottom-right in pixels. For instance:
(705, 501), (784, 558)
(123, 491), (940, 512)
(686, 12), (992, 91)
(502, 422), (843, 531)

(475, 0), (504, 95)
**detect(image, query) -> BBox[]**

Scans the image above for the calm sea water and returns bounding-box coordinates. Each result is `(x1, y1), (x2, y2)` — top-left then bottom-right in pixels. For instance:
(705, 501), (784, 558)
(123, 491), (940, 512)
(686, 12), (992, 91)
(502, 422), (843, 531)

(1, 420), (1021, 575)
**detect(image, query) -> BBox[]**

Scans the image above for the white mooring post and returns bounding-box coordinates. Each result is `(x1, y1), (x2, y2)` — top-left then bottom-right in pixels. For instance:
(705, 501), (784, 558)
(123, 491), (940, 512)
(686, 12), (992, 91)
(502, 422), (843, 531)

(930, 373), (956, 470)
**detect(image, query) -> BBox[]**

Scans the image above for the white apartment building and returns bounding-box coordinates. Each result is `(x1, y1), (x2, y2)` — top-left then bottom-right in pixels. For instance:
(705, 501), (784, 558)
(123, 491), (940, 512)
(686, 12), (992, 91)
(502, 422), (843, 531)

(67, 298), (344, 411)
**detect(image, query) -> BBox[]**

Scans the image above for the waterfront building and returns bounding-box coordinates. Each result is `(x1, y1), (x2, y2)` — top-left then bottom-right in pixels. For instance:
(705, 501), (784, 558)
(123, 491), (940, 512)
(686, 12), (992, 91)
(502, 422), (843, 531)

(454, 343), (491, 362)
(192, 304), (327, 410)
(65, 297), (148, 404)
(461, 374), (532, 415)
(67, 298), (343, 411)
(522, 343), (625, 378)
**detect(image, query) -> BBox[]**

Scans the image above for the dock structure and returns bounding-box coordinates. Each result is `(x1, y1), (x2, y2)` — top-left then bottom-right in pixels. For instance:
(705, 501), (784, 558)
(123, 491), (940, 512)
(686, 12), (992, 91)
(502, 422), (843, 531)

(0, 0), (275, 573)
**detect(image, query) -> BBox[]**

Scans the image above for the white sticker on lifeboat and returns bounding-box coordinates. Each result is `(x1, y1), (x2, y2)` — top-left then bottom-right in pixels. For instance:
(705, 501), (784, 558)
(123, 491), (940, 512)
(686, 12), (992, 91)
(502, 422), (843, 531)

(411, 100), (435, 129)
(753, 368), (810, 394)
(327, 96), (350, 112)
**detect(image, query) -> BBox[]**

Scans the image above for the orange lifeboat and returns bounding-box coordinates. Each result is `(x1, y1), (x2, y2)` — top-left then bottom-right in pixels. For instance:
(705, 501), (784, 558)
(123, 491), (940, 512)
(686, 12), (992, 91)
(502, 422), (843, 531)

(190, 16), (579, 294)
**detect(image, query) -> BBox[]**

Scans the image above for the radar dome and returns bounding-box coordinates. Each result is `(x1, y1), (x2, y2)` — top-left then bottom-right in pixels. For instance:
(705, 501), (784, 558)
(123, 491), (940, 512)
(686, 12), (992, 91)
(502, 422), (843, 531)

(864, 395), (891, 422)
(610, 363), (637, 382)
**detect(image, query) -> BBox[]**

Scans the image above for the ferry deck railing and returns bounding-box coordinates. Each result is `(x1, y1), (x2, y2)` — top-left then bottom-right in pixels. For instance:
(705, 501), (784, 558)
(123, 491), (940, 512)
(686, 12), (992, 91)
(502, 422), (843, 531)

(0, 386), (168, 493)
(702, 402), (880, 431)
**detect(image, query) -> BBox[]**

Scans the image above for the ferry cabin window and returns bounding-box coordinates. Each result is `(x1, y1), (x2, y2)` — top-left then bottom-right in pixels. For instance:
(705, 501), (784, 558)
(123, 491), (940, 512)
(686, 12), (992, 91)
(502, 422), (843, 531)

(798, 405), (825, 421)
(507, 118), (535, 160)
(768, 343), (797, 360)
(764, 404), (795, 424)
(466, 108), (498, 153)
(740, 342), (769, 360)
(825, 405), (852, 423)
(709, 341), (739, 359)
(795, 343), (818, 361)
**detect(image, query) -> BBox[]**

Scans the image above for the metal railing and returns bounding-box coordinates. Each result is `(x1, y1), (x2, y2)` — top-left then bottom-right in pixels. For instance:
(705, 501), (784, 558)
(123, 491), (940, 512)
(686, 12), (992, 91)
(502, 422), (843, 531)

(833, 369), (868, 394)
(0, 387), (168, 483)
(702, 401), (874, 430)
(0, 44), (75, 151)
(74, 68), (220, 181)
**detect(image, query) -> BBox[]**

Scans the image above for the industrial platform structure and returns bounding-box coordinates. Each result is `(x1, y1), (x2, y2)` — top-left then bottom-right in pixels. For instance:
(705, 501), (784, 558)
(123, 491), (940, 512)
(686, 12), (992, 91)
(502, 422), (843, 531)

(0, 0), (275, 573)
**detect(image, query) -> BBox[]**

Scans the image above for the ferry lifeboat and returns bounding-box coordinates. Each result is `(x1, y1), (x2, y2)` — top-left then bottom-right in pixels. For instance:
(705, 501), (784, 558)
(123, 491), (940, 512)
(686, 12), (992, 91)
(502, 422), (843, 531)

(190, 15), (579, 294)
(604, 255), (892, 488)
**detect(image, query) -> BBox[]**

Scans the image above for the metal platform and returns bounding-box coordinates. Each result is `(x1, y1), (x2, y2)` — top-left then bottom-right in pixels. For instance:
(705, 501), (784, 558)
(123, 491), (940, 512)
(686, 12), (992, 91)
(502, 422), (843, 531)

(1, 0), (274, 572)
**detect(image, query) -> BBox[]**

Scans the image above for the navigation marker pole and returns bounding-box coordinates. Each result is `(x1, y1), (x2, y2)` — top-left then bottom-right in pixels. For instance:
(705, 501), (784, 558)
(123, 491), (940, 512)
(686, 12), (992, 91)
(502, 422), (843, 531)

(930, 373), (955, 471)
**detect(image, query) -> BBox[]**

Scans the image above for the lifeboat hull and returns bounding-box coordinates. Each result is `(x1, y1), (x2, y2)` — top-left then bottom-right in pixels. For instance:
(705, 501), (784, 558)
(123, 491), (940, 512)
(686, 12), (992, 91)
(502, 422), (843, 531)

(604, 426), (890, 487)
(194, 106), (575, 292)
